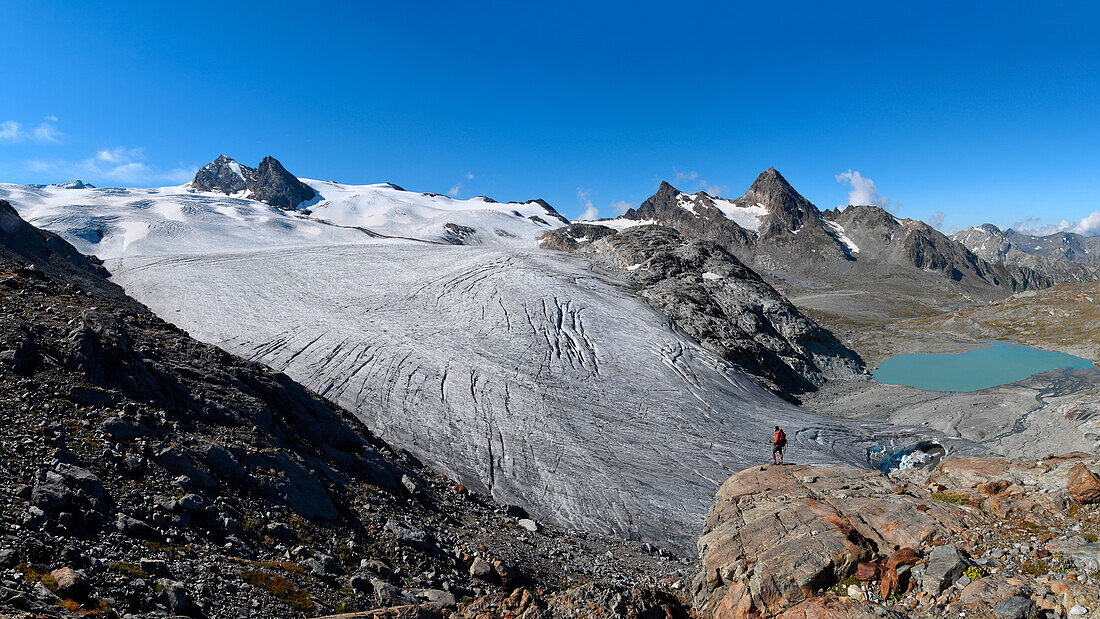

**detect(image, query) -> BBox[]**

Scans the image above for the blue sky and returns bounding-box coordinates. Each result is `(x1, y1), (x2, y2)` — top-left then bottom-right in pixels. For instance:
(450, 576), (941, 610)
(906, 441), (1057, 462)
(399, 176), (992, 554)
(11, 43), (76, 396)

(2, 0), (1099, 233)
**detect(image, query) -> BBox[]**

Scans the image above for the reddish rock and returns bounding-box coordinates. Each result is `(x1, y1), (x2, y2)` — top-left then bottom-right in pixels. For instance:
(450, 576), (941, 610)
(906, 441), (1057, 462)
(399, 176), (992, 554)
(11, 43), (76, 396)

(885, 547), (920, 572)
(855, 562), (879, 581)
(776, 594), (885, 618)
(880, 568), (899, 600)
(1067, 462), (1100, 504)
(935, 457), (1009, 487)
(50, 567), (86, 598)
(977, 479), (1010, 495)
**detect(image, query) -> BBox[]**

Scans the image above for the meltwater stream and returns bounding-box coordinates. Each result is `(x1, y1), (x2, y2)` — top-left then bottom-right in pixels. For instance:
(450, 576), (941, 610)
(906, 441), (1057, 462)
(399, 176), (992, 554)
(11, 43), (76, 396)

(872, 341), (1093, 392)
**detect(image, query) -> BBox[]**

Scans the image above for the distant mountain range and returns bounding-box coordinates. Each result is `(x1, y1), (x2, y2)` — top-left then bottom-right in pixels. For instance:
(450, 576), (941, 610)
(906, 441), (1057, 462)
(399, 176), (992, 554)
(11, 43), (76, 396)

(589, 168), (1055, 301)
(951, 223), (1100, 284)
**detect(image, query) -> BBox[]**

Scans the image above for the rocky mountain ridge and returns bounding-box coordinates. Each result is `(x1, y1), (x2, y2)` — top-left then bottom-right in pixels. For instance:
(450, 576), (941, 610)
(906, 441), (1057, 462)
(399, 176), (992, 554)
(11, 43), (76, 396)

(541, 224), (865, 398)
(952, 223), (1100, 284)
(190, 154), (316, 209)
(605, 169), (1054, 300)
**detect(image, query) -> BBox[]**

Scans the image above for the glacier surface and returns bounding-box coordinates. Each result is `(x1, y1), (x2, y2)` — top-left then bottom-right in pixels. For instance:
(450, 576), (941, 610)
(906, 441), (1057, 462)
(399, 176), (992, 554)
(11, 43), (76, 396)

(5, 180), (970, 553)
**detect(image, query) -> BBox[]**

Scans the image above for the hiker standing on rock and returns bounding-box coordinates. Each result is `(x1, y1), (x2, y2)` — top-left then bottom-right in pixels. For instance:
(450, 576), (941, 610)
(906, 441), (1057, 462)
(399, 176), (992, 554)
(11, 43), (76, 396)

(771, 426), (786, 465)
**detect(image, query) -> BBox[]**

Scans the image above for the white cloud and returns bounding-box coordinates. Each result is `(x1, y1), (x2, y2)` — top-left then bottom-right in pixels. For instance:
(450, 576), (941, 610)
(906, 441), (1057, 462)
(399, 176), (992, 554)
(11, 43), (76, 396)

(1009, 212), (1100, 237)
(0, 117), (61, 143)
(835, 170), (898, 212)
(44, 115), (58, 122)
(671, 168), (729, 196)
(465, 171), (474, 180)
(926, 211), (946, 230)
(577, 187), (598, 220)
(609, 200), (632, 216)
(27, 146), (195, 186)
(33, 122), (60, 142)
(1071, 211), (1100, 236)
(0, 121), (22, 141)
(448, 183), (462, 197)
(700, 181), (730, 196)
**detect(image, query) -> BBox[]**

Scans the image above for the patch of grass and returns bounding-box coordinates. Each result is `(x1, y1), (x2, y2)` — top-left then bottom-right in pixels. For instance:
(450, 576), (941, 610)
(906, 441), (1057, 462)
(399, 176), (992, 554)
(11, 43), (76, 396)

(109, 562), (146, 578)
(241, 569), (314, 613)
(17, 563), (58, 592)
(931, 492), (971, 505)
(246, 560), (305, 574)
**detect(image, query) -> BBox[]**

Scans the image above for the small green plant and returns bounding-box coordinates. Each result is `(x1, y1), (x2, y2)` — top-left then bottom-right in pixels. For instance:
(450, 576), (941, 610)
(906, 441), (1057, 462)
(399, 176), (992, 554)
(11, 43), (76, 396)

(829, 575), (861, 595)
(241, 569), (314, 613)
(964, 566), (987, 581)
(108, 562), (146, 578)
(931, 492), (971, 505)
(16, 563), (58, 592)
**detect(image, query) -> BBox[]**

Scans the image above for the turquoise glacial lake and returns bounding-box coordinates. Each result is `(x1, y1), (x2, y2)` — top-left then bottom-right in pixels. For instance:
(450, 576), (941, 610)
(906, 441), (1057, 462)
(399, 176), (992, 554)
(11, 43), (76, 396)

(872, 341), (1093, 392)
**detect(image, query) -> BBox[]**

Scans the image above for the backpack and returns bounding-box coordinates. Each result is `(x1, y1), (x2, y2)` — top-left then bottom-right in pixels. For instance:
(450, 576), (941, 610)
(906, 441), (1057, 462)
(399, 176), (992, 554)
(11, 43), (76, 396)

(776, 430), (786, 447)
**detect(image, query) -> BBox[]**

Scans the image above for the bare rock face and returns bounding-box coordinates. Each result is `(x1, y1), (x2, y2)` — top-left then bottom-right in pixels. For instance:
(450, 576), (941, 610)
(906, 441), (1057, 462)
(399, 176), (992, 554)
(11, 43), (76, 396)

(693, 454), (1100, 618)
(249, 155), (316, 209)
(1067, 462), (1100, 504)
(542, 224), (864, 398)
(734, 168), (847, 262)
(190, 154), (315, 209)
(692, 464), (977, 617)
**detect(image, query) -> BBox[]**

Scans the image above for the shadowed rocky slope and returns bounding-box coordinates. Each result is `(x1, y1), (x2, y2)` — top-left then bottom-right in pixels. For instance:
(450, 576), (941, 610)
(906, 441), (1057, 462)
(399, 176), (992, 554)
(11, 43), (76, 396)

(0, 200), (693, 617)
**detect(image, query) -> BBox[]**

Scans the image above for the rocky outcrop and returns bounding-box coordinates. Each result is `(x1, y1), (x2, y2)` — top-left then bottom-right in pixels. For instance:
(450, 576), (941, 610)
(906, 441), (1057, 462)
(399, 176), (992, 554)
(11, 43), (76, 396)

(1067, 462), (1100, 504)
(543, 224), (864, 397)
(190, 154), (316, 209)
(191, 154), (254, 194)
(693, 454), (1100, 618)
(734, 168), (852, 265)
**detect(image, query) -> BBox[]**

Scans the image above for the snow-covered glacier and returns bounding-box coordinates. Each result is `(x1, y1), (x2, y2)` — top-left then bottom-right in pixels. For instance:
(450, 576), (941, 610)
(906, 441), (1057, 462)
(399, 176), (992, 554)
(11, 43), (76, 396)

(3, 180), (970, 553)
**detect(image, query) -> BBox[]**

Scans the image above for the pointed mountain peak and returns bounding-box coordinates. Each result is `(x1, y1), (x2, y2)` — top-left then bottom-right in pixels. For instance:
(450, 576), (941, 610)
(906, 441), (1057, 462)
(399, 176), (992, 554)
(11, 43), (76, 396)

(746, 167), (797, 195)
(978, 223), (1003, 234)
(656, 180), (684, 197)
(192, 154), (254, 194)
(250, 156), (316, 209)
(735, 167), (814, 215)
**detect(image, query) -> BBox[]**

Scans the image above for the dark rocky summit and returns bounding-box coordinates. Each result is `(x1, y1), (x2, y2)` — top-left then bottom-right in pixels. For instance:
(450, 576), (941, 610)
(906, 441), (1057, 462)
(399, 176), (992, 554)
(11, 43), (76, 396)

(735, 167), (852, 265)
(0, 195), (689, 616)
(542, 224), (865, 398)
(190, 155), (316, 209)
(622, 181), (756, 257)
(249, 156), (318, 210)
